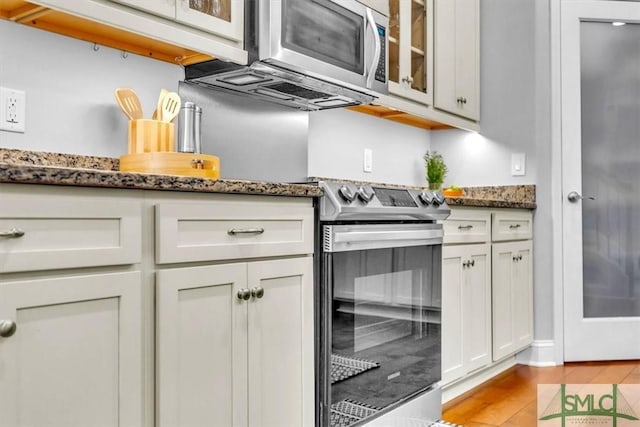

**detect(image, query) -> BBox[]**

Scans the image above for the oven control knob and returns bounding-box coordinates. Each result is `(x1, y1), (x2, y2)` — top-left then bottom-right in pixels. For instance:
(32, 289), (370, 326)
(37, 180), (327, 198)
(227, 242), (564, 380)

(418, 191), (433, 206)
(338, 185), (356, 203)
(432, 191), (446, 207)
(356, 186), (375, 204)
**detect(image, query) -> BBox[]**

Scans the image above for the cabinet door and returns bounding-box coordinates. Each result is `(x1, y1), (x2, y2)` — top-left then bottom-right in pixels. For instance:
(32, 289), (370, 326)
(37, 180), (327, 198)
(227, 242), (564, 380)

(492, 240), (533, 361)
(176, 0), (243, 42)
(464, 244), (492, 372)
(434, 0), (479, 120)
(388, 0), (431, 104)
(442, 243), (491, 385)
(156, 263), (248, 427)
(0, 272), (142, 427)
(109, 0), (176, 18)
(247, 257), (314, 427)
(442, 245), (466, 384)
(513, 241), (533, 351)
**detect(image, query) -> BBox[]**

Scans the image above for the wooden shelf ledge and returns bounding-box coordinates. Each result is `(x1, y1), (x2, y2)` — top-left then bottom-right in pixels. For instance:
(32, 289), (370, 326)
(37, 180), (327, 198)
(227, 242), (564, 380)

(0, 0), (213, 65)
(348, 104), (453, 130)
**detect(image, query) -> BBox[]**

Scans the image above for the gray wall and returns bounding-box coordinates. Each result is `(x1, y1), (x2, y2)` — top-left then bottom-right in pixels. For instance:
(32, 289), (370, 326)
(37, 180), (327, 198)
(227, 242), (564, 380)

(431, 0), (555, 345)
(308, 108), (431, 186)
(0, 19), (183, 157)
(431, 0), (537, 187)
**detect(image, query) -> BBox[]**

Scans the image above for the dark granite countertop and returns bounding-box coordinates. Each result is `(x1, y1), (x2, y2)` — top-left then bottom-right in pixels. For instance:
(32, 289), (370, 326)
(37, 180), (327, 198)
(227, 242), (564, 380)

(0, 149), (536, 207)
(0, 149), (323, 198)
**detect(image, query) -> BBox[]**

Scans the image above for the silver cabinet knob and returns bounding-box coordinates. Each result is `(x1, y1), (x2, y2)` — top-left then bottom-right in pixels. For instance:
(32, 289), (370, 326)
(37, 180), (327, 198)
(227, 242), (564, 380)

(251, 287), (265, 299)
(237, 288), (251, 301)
(567, 191), (596, 203)
(0, 228), (25, 238)
(402, 76), (414, 84)
(0, 320), (17, 338)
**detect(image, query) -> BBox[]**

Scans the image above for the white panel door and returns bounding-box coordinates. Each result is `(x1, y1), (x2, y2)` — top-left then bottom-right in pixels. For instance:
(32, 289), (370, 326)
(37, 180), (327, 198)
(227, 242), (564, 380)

(561, 1), (640, 361)
(0, 272), (142, 427)
(156, 263), (248, 427)
(247, 257), (314, 427)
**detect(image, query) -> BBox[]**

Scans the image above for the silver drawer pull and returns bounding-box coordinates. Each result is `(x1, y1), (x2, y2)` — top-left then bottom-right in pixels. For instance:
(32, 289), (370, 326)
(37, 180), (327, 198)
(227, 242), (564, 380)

(227, 227), (265, 236)
(458, 225), (473, 231)
(0, 228), (25, 238)
(509, 224), (522, 229)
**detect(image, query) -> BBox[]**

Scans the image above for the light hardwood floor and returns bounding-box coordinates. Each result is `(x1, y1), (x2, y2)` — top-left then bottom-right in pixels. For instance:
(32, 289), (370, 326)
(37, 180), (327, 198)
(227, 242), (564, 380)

(442, 360), (640, 426)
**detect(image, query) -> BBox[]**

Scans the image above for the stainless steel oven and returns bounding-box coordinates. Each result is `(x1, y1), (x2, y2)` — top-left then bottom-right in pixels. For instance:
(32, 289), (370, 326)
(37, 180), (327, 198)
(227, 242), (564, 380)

(316, 181), (450, 427)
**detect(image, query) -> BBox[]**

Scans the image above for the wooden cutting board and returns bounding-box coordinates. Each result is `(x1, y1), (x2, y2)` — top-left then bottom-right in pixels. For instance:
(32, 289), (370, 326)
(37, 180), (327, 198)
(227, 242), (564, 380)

(119, 152), (220, 179)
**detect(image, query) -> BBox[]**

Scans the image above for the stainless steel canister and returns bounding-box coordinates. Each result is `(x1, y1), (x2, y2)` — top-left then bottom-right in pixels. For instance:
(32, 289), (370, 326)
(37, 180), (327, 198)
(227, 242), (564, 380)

(177, 102), (202, 153)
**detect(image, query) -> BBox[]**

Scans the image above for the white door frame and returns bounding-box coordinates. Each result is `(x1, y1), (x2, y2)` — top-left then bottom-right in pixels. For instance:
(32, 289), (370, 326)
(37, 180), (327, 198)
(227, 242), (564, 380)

(553, 0), (640, 363)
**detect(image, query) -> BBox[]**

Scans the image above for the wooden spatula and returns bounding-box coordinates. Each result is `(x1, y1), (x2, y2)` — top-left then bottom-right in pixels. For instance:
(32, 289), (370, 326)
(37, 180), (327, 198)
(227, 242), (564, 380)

(159, 92), (181, 123)
(152, 88), (168, 120)
(115, 88), (143, 120)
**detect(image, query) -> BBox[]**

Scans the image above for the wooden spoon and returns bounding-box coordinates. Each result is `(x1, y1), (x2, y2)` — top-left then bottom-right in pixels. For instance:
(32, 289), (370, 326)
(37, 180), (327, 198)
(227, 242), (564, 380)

(115, 88), (143, 120)
(159, 92), (181, 123)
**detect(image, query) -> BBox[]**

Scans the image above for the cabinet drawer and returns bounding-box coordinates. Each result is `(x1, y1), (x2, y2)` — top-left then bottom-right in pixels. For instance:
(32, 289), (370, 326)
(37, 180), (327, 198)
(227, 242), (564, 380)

(0, 185), (142, 273)
(155, 200), (314, 264)
(492, 211), (532, 241)
(443, 209), (491, 244)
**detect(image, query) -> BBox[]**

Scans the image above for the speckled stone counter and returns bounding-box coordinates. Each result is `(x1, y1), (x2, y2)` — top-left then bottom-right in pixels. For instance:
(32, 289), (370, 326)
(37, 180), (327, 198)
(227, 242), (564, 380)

(310, 177), (536, 209)
(0, 149), (322, 198)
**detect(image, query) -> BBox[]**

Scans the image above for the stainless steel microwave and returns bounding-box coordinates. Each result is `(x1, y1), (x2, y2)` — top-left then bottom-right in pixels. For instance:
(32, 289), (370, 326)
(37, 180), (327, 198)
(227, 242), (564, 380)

(185, 0), (389, 110)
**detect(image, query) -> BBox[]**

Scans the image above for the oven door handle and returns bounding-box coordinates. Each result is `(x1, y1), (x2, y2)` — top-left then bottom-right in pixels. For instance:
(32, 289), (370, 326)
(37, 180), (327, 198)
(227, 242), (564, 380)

(330, 228), (443, 251)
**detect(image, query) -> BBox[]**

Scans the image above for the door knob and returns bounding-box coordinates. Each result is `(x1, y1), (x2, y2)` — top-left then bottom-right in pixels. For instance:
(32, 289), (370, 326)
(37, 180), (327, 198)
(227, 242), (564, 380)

(567, 191), (596, 203)
(0, 320), (17, 338)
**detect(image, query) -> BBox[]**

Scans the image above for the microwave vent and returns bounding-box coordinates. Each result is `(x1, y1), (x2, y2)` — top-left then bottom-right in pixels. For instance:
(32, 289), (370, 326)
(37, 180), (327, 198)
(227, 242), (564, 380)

(265, 82), (331, 100)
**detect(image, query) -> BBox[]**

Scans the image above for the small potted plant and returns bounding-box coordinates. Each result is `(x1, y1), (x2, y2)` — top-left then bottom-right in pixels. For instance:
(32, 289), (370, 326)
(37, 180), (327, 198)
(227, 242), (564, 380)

(423, 150), (448, 190)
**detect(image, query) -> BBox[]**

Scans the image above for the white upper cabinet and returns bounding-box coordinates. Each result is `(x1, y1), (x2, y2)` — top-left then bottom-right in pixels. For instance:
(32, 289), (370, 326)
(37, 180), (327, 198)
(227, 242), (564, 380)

(176, 0), (243, 42)
(111, 0), (243, 41)
(33, 0), (247, 64)
(434, 0), (479, 121)
(388, 0), (432, 105)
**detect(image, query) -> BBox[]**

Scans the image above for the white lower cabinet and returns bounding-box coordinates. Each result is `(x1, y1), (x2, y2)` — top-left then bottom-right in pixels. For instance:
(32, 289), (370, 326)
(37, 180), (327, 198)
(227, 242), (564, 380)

(492, 240), (533, 361)
(442, 243), (491, 385)
(156, 257), (314, 427)
(0, 272), (143, 427)
(441, 207), (533, 392)
(0, 183), (315, 427)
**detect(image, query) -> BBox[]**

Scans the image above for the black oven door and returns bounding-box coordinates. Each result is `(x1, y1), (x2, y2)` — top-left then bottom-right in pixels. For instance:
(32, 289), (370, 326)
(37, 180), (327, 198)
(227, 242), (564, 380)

(319, 223), (443, 427)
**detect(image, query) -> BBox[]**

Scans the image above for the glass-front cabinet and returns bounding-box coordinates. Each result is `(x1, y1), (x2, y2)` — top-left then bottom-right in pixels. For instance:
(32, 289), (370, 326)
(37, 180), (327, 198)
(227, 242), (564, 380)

(388, 0), (431, 105)
(110, 0), (243, 42)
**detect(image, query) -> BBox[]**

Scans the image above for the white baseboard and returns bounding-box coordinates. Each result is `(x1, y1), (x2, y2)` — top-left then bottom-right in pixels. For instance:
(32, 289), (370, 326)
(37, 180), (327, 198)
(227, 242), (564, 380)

(516, 340), (558, 367)
(441, 357), (517, 404)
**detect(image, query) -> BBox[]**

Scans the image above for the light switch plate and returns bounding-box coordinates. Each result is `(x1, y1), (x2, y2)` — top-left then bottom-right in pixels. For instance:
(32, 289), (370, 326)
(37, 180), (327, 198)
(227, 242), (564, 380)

(363, 148), (373, 173)
(511, 153), (526, 176)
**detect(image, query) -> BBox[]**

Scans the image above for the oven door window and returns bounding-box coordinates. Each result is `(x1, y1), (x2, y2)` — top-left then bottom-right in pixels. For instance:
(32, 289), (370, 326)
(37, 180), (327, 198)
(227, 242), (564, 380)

(282, 0), (364, 74)
(328, 244), (442, 413)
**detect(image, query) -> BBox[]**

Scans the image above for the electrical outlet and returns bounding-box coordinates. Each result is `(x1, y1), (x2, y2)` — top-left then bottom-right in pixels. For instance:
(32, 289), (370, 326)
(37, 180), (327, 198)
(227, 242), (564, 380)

(0, 87), (26, 133)
(363, 148), (373, 173)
